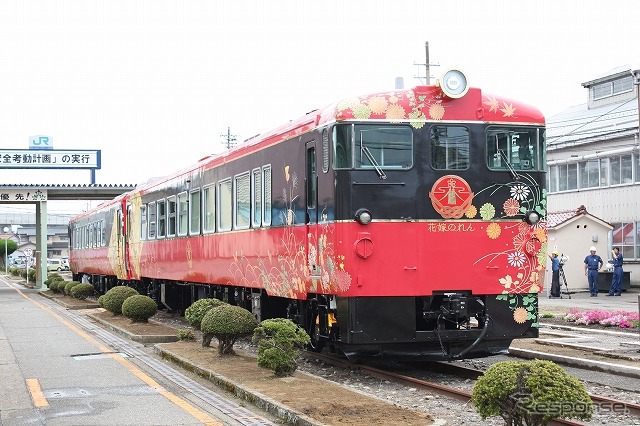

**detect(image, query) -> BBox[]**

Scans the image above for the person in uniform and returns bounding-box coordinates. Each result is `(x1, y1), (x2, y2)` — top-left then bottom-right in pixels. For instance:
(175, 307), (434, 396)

(548, 251), (561, 298)
(607, 247), (624, 296)
(584, 247), (603, 297)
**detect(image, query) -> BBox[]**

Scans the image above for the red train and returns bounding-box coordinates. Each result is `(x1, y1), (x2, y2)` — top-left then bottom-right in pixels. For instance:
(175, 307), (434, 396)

(69, 69), (547, 360)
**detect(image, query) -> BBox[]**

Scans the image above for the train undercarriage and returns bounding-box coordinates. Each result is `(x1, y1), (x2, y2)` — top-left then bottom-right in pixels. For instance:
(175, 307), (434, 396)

(77, 272), (537, 361)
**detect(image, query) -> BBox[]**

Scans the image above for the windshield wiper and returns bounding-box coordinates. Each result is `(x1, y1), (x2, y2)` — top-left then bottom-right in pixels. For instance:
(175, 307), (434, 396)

(498, 149), (520, 180)
(361, 146), (387, 180)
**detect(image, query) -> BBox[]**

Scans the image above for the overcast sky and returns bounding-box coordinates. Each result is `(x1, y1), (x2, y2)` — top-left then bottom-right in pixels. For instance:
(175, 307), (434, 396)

(1, 1), (638, 214)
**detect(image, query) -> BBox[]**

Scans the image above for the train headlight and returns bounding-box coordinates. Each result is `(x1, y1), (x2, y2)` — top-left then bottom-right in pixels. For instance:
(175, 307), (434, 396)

(524, 210), (540, 225)
(439, 69), (469, 99)
(354, 208), (372, 225)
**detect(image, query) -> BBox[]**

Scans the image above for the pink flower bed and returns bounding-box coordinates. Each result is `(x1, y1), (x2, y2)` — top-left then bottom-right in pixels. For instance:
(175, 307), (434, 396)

(564, 308), (640, 329)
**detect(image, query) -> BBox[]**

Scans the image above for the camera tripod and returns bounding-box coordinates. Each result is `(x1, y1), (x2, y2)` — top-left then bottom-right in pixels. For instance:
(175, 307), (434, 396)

(558, 264), (571, 299)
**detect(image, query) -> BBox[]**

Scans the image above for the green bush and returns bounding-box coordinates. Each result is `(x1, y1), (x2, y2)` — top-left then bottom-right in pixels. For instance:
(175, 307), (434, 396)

(101, 286), (139, 315)
(98, 294), (105, 308)
(252, 318), (310, 377)
(200, 305), (259, 354)
(121, 295), (157, 322)
(47, 273), (62, 282)
(50, 278), (66, 293)
(47, 280), (59, 292)
(70, 283), (95, 300)
(472, 360), (593, 425)
(184, 298), (226, 330)
(64, 281), (81, 296)
(177, 329), (195, 341)
(28, 269), (36, 281)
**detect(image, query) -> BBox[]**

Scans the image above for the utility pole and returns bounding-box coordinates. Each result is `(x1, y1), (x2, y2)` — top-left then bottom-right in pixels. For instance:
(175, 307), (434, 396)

(220, 127), (237, 150)
(413, 41), (439, 85)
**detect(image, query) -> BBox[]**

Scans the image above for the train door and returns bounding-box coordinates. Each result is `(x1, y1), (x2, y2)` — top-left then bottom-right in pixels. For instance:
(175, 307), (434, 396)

(115, 205), (128, 280)
(305, 141), (320, 277)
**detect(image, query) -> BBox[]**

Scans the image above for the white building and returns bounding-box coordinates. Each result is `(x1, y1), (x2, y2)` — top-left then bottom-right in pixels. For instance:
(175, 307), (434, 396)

(546, 65), (640, 287)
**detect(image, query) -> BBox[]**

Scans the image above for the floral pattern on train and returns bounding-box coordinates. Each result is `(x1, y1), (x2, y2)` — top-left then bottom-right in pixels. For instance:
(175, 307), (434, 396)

(228, 165), (351, 299)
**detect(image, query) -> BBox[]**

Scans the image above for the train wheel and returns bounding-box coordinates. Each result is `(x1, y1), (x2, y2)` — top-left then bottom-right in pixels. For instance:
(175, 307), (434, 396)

(306, 299), (324, 352)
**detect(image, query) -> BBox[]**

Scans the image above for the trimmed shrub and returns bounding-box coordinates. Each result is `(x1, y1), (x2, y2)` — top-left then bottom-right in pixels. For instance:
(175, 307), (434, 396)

(47, 273), (62, 282)
(28, 269), (36, 282)
(98, 294), (105, 308)
(185, 298), (226, 330)
(47, 280), (59, 292)
(64, 281), (81, 296)
(177, 329), (195, 341)
(252, 318), (310, 377)
(50, 278), (66, 293)
(70, 283), (95, 300)
(472, 359), (593, 425)
(200, 305), (259, 354)
(121, 295), (157, 322)
(101, 286), (139, 315)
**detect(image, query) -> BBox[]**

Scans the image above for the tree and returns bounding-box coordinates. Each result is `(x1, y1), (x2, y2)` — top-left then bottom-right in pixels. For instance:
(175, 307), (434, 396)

(472, 360), (593, 425)
(200, 305), (259, 355)
(1, 239), (18, 269)
(252, 318), (310, 377)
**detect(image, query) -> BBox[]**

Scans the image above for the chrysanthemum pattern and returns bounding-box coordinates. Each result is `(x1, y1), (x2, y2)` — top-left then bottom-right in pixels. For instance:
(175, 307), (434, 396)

(472, 174), (547, 328)
(335, 87), (447, 128)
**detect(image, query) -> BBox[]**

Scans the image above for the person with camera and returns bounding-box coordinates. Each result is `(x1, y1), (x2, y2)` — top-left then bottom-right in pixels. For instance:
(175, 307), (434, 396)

(607, 247), (623, 296)
(548, 251), (561, 298)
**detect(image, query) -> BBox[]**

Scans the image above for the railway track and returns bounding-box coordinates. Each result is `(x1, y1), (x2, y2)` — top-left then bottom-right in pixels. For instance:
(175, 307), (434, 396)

(302, 352), (640, 425)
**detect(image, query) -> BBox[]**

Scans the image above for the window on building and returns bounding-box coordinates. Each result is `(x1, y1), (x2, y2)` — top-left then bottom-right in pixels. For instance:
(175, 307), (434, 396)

(592, 76), (633, 100)
(579, 160), (601, 188)
(203, 184), (216, 233)
(610, 154), (634, 185)
(235, 173), (251, 229)
(178, 192), (188, 236)
(612, 222), (637, 260)
(218, 179), (232, 231)
(189, 189), (201, 235)
(430, 125), (469, 170)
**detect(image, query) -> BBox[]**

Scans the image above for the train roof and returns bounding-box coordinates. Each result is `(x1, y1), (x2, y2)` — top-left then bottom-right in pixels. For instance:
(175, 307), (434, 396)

(75, 81), (546, 214)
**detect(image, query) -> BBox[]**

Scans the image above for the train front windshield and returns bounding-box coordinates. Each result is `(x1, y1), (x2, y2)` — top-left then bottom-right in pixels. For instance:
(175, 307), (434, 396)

(487, 127), (545, 171)
(333, 124), (413, 170)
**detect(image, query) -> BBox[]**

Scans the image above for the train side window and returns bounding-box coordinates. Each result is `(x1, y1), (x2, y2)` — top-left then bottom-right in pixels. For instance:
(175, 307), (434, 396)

(263, 165), (272, 226)
(234, 173), (250, 230)
(322, 129), (329, 173)
(157, 199), (166, 239)
(333, 124), (352, 169)
(167, 195), (176, 237)
(430, 125), (469, 170)
(218, 179), (232, 232)
(101, 219), (106, 246)
(189, 189), (201, 235)
(177, 192), (188, 236)
(148, 202), (156, 239)
(252, 168), (262, 228)
(203, 184), (216, 234)
(140, 205), (147, 240)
